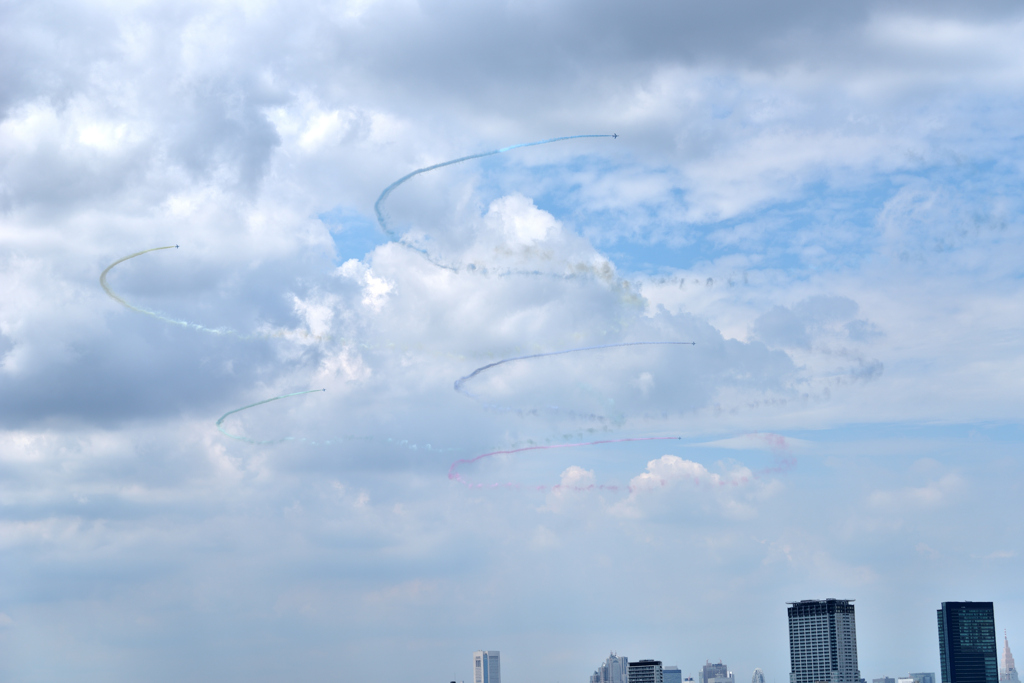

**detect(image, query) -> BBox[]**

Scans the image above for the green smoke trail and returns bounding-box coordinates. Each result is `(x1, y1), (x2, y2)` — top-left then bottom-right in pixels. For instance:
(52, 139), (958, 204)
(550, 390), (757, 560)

(215, 389), (326, 444)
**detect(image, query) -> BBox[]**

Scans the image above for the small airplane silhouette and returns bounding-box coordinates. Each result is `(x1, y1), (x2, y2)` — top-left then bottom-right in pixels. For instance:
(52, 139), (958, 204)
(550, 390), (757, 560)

(612, 133), (618, 139)
(175, 244), (179, 248)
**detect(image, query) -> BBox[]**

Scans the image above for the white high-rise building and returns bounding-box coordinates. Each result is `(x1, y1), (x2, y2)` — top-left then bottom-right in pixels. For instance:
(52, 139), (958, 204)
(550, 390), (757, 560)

(788, 599), (861, 683)
(629, 660), (664, 683)
(474, 650), (501, 683)
(592, 653), (630, 683)
(1002, 634), (1020, 683)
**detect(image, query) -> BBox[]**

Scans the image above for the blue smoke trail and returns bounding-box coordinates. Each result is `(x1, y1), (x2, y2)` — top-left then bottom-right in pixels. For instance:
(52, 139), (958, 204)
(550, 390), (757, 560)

(215, 389), (326, 444)
(453, 341), (696, 399)
(374, 134), (617, 269)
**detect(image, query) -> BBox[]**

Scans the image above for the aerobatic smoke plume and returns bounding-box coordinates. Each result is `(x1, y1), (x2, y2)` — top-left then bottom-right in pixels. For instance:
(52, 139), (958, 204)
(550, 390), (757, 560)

(99, 136), (774, 493)
(374, 134), (617, 272)
(215, 389), (326, 444)
(447, 437), (681, 488)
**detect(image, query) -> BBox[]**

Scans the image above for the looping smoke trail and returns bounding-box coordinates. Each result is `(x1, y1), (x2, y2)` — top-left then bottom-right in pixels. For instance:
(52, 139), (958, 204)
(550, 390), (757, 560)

(98, 248), (252, 335)
(101, 245), (246, 335)
(374, 134), (617, 270)
(453, 341), (696, 399)
(101, 246), (331, 341)
(215, 389), (326, 444)
(447, 436), (682, 486)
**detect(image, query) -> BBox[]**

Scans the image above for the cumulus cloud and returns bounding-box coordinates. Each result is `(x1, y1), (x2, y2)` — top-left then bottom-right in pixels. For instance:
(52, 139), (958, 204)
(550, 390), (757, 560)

(611, 455), (778, 520)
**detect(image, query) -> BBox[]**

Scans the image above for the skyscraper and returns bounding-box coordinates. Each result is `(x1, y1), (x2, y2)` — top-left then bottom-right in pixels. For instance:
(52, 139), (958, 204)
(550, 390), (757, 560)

(629, 660), (664, 683)
(474, 651), (501, 683)
(592, 653), (630, 683)
(753, 669), (766, 683)
(788, 599), (861, 683)
(700, 662), (734, 683)
(1002, 634), (1020, 683)
(937, 602), (997, 683)
(909, 672), (936, 683)
(665, 667), (683, 683)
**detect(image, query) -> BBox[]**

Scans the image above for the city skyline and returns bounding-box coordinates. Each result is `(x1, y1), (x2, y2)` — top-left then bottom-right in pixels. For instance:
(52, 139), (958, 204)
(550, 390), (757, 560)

(526, 601), (1010, 683)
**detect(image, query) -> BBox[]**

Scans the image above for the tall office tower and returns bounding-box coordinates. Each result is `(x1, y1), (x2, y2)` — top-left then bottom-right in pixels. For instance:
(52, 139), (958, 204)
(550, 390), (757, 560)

(629, 660), (664, 683)
(910, 673), (936, 683)
(874, 678), (896, 683)
(592, 653), (630, 683)
(753, 669), (766, 683)
(788, 599), (861, 683)
(937, 602), (997, 683)
(1002, 634), (1021, 683)
(700, 662), (735, 683)
(665, 667), (683, 683)
(473, 651), (501, 683)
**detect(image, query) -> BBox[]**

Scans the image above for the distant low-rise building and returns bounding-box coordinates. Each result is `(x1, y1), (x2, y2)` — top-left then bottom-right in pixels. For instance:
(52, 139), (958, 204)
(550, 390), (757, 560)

(910, 673), (936, 683)
(874, 678), (895, 683)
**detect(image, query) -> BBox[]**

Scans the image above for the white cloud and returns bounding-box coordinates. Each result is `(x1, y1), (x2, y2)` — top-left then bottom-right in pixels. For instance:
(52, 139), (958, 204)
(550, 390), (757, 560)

(612, 455), (776, 519)
(867, 473), (963, 511)
(484, 193), (561, 246)
(338, 259), (394, 312)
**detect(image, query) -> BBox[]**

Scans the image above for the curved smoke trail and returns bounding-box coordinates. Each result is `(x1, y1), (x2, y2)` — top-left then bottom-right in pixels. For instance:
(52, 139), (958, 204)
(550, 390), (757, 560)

(447, 436), (682, 487)
(101, 246), (333, 341)
(454, 341), (696, 399)
(374, 134), (617, 269)
(101, 245), (242, 335)
(216, 388), (326, 444)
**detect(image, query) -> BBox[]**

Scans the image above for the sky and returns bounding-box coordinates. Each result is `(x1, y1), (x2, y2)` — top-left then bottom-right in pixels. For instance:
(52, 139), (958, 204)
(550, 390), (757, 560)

(2, 0), (1024, 681)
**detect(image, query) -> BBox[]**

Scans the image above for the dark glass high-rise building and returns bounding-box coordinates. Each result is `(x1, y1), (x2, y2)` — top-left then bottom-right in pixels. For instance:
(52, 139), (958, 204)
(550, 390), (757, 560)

(937, 602), (998, 683)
